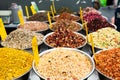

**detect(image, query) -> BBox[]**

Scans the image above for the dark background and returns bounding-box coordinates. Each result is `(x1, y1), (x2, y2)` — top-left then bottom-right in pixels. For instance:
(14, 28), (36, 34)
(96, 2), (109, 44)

(0, 0), (92, 16)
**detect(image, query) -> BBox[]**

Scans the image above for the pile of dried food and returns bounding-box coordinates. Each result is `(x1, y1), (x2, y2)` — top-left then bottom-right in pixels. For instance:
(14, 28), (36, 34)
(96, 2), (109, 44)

(51, 19), (82, 32)
(54, 12), (80, 21)
(87, 27), (120, 49)
(57, 7), (73, 14)
(27, 12), (48, 22)
(83, 12), (115, 32)
(1, 29), (44, 49)
(83, 7), (101, 16)
(0, 48), (33, 80)
(83, 12), (106, 23)
(95, 48), (120, 80)
(18, 21), (48, 32)
(35, 48), (93, 80)
(45, 27), (86, 48)
(87, 18), (115, 32)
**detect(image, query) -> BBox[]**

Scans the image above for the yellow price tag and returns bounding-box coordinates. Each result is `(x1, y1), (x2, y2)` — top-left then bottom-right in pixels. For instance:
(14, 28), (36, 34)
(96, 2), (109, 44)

(47, 12), (52, 29)
(94, 55), (98, 64)
(52, 1), (56, 14)
(84, 21), (88, 40)
(30, 5), (36, 15)
(0, 18), (7, 41)
(90, 34), (95, 55)
(25, 6), (29, 18)
(80, 7), (83, 24)
(50, 5), (54, 17)
(18, 10), (24, 25)
(32, 36), (39, 66)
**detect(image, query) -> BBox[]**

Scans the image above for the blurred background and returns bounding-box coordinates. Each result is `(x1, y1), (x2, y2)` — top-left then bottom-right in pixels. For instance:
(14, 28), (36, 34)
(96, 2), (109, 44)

(0, 0), (92, 16)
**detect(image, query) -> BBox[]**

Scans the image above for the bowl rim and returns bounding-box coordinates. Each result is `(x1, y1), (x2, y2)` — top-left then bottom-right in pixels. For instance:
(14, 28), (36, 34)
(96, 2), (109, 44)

(49, 21), (83, 32)
(17, 21), (49, 32)
(33, 47), (95, 80)
(93, 49), (115, 80)
(43, 32), (87, 48)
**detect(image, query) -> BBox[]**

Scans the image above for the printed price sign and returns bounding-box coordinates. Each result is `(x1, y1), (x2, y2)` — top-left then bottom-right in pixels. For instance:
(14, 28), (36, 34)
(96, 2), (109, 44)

(0, 18), (7, 41)
(32, 36), (39, 66)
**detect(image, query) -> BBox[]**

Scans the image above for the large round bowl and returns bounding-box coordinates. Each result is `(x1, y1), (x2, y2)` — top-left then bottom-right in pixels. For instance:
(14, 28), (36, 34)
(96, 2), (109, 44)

(17, 21), (49, 33)
(43, 32), (87, 48)
(53, 12), (80, 21)
(93, 48), (120, 80)
(87, 27), (120, 50)
(26, 10), (49, 22)
(0, 48), (33, 80)
(1, 29), (44, 50)
(50, 21), (83, 32)
(33, 48), (95, 80)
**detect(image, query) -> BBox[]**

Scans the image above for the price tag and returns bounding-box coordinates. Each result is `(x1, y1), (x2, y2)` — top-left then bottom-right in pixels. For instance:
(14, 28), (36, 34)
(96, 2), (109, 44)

(47, 12), (52, 29)
(0, 18), (7, 41)
(52, 1), (56, 14)
(32, 36), (39, 66)
(50, 5), (54, 17)
(90, 34), (95, 55)
(84, 21), (88, 40)
(25, 6), (29, 18)
(18, 10), (24, 25)
(30, 5), (36, 15)
(94, 55), (98, 64)
(80, 7), (83, 24)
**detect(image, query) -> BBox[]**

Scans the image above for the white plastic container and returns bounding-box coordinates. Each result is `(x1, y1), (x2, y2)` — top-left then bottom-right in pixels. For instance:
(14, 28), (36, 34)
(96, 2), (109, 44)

(0, 10), (12, 24)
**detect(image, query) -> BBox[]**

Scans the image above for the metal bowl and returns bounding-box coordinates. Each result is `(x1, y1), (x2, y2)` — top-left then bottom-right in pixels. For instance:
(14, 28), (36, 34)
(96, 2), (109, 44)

(50, 21), (83, 32)
(33, 48), (95, 80)
(27, 10), (49, 22)
(53, 14), (80, 22)
(17, 21), (49, 33)
(43, 32), (87, 49)
(87, 27), (119, 50)
(93, 49), (119, 80)
(1, 29), (44, 50)
(0, 48), (33, 80)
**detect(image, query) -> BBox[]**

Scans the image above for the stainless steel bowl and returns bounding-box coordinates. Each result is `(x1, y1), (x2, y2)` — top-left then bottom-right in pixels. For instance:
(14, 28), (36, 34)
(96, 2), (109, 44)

(93, 49), (117, 80)
(17, 21), (49, 33)
(27, 10), (49, 23)
(33, 48), (95, 80)
(0, 48), (33, 80)
(1, 29), (44, 50)
(87, 27), (119, 50)
(43, 32), (87, 49)
(53, 14), (80, 21)
(50, 21), (83, 32)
